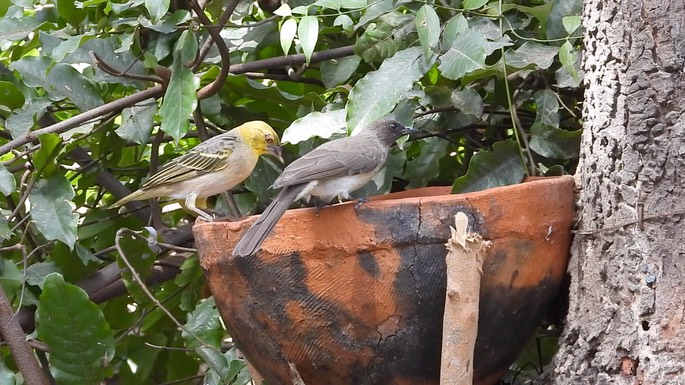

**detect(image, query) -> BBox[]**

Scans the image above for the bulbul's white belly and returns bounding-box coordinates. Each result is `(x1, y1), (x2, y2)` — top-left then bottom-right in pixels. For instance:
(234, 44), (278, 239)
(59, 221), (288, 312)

(296, 172), (376, 202)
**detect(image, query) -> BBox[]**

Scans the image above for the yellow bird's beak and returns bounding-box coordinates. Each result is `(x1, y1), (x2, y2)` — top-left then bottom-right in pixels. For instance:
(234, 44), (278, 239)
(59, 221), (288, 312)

(267, 144), (284, 163)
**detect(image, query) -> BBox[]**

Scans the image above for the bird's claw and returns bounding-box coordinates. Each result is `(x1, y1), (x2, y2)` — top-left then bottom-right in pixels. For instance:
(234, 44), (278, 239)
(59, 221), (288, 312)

(354, 197), (368, 209)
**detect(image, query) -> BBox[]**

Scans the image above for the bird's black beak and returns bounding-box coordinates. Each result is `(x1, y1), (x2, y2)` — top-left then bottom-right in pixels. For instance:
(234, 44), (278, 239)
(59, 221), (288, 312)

(399, 126), (417, 136)
(267, 144), (284, 163)
(396, 126), (416, 150)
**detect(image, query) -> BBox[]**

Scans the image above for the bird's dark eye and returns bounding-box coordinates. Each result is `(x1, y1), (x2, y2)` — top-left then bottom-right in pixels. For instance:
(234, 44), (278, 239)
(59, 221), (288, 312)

(390, 123), (397, 130)
(265, 134), (274, 144)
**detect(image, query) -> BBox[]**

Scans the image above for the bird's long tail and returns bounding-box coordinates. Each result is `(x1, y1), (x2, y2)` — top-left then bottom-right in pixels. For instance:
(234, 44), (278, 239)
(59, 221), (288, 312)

(232, 185), (304, 257)
(112, 189), (150, 208)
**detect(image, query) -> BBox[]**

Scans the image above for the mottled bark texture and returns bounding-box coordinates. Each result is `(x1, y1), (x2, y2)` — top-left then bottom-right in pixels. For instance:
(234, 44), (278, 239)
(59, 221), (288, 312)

(550, 0), (685, 384)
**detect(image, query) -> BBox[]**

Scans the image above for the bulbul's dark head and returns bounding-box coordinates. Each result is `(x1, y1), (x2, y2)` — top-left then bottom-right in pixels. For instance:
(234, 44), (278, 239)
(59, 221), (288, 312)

(365, 119), (414, 146)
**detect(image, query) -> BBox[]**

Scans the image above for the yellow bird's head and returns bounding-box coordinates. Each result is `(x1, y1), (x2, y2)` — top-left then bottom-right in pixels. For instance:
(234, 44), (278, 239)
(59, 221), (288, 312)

(235, 121), (284, 162)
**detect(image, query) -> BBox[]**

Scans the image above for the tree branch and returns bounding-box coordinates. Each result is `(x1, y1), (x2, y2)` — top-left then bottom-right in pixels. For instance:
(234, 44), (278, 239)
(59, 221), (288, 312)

(229, 45), (355, 74)
(0, 287), (50, 385)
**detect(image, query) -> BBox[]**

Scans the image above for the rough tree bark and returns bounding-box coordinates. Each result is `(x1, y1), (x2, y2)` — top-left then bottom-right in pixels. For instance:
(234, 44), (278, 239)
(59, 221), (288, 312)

(549, 0), (685, 384)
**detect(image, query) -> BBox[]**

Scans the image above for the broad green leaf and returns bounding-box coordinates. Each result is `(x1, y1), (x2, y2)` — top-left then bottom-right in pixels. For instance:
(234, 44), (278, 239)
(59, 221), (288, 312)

(416, 5), (440, 57)
(0, 164), (15, 196)
(562, 15), (581, 34)
(559, 41), (580, 83)
(37, 273), (115, 385)
(29, 175), (78, 249)
(291, 5), (309, 15)
(119, 334), (167, 384)
(282, 109), (346, 144)
(451, 87), (483, 117)
(51, 35), (86, 62)
(529, 122), (582, 159)
(438, 28), (487, 80)
(405, 137), (448, 188)
(117, 99), (157, 144)
(504, 42), (559, 69)
(452, 140), (526, 193)
(145, 0), (170, 22)
(56, 0), (85, 27)
(356, 0), (396, 27)
(25, 262), (60, 288)
(0, 259), (23, 302)
(34, 133), (61, 177)
(273, 3), (291, 16)
(160, 30), (199, 142)
(0, 81), (24, 111)
(347, 47), (435, 135)
(46, 63), (104, 111)
(355, 12), (416, 63)
(534, 89), (560, 127)
(298, 16), (319, 65)
(9, 56), (51, 89)
(333, 14), (353, 31)
(137, 10), (190, 33)
(280, 17), (297, 55)
(546, 0), (582, 41)
(463, 0), (488, 10)
(183, 297), (223, 349)
(313, 0), (340, 10)
(0, 357), (17, 385)
(441, 14), (467, 49)
(341, 0), (365, 9)
(320, 55), (361, 88)
(0, 215), (11, 241)
(500, 3), (553, 29)
(6, 98), (52, 138)
(0, 16), (43, 42)
(75, 243), (102, 265)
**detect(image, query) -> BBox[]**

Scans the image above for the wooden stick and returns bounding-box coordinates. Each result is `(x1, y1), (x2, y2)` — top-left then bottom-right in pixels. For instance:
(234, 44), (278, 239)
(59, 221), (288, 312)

(440, 212), (490, 385)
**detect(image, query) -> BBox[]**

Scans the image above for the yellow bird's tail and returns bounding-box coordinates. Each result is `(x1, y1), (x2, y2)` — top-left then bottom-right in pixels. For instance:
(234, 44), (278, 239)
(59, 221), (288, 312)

(112, 189), (151, 208)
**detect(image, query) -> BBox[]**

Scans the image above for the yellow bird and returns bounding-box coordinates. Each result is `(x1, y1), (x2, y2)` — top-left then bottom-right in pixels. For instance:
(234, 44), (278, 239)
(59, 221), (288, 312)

(112, 121), (283, 221)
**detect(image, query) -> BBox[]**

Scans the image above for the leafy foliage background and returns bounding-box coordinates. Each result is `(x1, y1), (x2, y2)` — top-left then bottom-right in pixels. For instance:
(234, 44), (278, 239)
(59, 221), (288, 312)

(0, 0), (581, 383)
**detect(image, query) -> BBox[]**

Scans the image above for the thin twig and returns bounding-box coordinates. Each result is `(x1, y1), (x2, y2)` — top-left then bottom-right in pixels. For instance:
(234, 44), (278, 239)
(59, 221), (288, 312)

(192, 0), (238, 70)
(89, 51), (163, 84)
(245, 72), (324, 87)
(228, 45), (355, 75)
(114, 228), (207, 347)
(0, 284), (50, 385)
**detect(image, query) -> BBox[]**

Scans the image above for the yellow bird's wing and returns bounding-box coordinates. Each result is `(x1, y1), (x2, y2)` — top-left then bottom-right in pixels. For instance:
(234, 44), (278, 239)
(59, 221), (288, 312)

(142, 135), (237, 189)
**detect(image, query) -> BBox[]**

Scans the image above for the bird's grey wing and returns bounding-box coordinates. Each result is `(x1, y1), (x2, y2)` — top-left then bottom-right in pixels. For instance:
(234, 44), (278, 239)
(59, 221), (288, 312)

(273, 142), (383, 189)
(142, 136), (236, 188)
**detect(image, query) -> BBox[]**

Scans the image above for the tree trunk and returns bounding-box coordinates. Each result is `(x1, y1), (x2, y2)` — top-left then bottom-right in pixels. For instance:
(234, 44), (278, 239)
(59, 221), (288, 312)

(549, 0), (685, 383)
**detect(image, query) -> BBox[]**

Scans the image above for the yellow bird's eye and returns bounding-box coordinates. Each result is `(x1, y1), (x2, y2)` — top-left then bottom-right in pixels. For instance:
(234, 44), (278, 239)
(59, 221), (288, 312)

(265, 134), (274, 144)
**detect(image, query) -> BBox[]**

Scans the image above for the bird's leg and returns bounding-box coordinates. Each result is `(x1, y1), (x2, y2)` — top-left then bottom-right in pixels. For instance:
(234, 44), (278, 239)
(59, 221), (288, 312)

(185, 193), (214, 222)
(354, 196), (369, 209)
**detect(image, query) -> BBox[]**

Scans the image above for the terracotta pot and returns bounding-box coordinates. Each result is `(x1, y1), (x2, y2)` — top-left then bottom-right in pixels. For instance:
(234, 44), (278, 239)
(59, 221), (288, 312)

(194, 176), (575, 385)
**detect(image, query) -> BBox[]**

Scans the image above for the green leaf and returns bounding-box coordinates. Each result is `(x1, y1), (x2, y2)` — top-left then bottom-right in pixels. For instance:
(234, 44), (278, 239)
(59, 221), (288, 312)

(6, 98), (52, 139)
(298, 16), (319, 65)
(137, 10), (190, 33)
(416, 5), (440, 57)
(51, 35), (87, 62)
(25, 262), (60, 288)
(279, 17), (297, 55)
(37, 273), (115, 385)
(0, 81), (24, 111)
(0, 16), (43, 42)
(183, 297), (223, 349)
(159, 30), (199, 142)
(340, 0), (366, 9)
(559, 41), (580, 83)
(463, 0), (488, 10)
(117, 99), (157, 144)
(56, 0), (85, 27)
(534, 89), (560, 127)
(451, 87), (483, 117)
(441, 14), (467, 49)
(438, 28), (487, 80)
(347, 47), (435, 135)
(0, 215), (11, 241)
(529, 122), (581, 159)
(0, 358), (17, 385)
(333, 14), (353, 31)
(562, 15), (581, 34)
(452, 140), (526, 193)
(119, 334), (167, 384)
(273, 3), (291, 16)
(29, 175), (78, 249)
(546, 0), (582, 41)
(504, 41), (559, 70)
(0, 164), (15, 196)
(320, 55), (361, 88)
(405, 137), (448, 188)
(46, 63), (104, 111)
(34, 133), (61, 177)
(282, 108), (346, 144)
(145, 0), (170, 22)
(0, 259), (23, 303)
(312, 0), (340, 10)
(355, 12), (417, 63)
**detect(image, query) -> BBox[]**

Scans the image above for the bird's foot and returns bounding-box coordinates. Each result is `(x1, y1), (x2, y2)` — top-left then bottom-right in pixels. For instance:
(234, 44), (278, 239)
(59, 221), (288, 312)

(354, 196), (369, 209)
